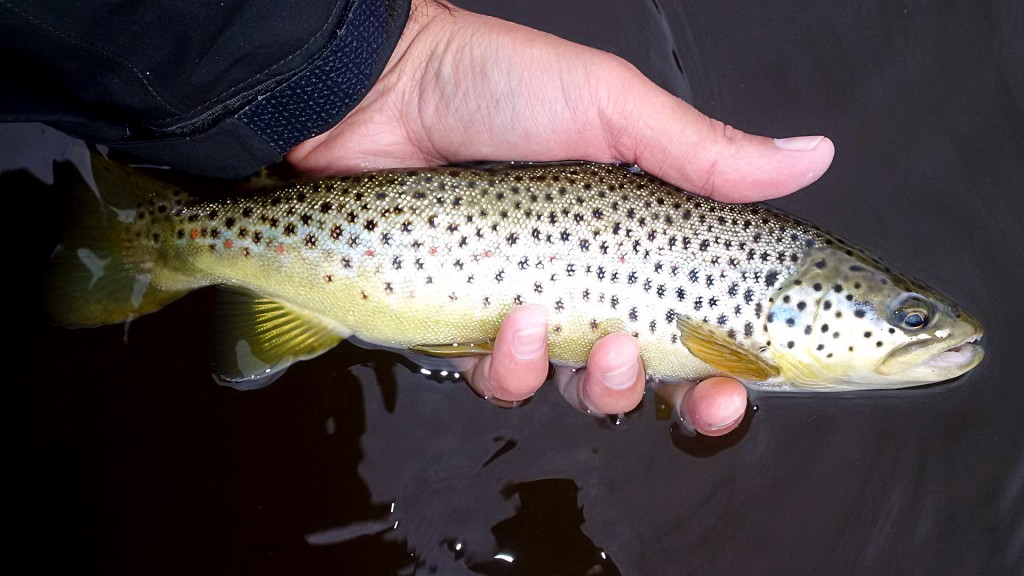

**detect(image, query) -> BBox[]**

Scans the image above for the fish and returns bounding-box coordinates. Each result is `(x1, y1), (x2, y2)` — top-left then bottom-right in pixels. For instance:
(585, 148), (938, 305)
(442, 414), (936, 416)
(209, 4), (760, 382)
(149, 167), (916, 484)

(44, 152), (984, 391)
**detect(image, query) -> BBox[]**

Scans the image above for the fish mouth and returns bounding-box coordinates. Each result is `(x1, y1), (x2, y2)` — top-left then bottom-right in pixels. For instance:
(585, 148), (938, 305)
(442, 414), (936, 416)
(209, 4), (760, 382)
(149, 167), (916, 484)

(878, 333), (985, 382)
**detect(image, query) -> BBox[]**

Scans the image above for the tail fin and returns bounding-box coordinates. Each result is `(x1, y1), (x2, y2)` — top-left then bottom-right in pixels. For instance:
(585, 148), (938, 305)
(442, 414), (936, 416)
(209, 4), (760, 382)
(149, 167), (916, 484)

(45, 152), (192, 326)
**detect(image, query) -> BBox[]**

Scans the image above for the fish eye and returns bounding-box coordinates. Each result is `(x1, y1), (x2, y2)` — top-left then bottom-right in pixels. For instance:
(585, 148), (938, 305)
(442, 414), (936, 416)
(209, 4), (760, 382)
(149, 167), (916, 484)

(891, 294), (932, 331)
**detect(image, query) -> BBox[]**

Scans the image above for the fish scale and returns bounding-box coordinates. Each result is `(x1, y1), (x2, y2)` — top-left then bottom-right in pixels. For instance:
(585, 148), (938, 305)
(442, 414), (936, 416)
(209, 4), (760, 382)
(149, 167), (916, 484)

(46, 155), (983, 390)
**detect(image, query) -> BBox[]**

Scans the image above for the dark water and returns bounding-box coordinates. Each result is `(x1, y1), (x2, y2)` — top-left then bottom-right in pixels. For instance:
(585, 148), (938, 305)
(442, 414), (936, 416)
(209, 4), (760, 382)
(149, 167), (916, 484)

(8, 1), (1023, 574)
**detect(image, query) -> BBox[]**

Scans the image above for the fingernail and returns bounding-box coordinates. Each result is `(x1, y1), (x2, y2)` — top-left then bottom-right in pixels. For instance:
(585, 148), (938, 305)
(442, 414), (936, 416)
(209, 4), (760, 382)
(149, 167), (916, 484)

(512, 326), (547, 360)
(705, 413), (743, 432)
(774, 135), (824, 151)
(599, 360), (641, 390)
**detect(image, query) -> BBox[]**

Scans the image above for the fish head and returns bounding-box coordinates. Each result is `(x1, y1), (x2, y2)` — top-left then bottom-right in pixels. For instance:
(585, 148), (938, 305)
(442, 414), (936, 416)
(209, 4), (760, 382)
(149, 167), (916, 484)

(764, 246), (984, 390)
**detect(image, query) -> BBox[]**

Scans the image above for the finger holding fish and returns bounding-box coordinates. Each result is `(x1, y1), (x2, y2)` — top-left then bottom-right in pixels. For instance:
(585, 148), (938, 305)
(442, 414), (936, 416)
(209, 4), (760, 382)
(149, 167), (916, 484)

(657, 377), (748, 437)
(553, 332), (645, 417)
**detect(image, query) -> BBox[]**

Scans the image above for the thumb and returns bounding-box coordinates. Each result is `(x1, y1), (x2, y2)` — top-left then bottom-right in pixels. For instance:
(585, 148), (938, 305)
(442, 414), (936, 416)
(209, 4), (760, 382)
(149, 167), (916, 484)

(608, 70), (834, 203)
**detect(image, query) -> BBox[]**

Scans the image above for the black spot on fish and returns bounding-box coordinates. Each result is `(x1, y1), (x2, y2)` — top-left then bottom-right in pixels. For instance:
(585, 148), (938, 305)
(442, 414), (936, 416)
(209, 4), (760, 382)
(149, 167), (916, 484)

(744, 322), (754, 338)
(304, 233), (317, 248)
(786, 318), (795, 327)
(814, 259), (827, 269)
(319, 202), (333, 213)
(823, 300), (832, 311)
(787, 341), (795, 349)
(813, 283), (822, 291)
(676, 287), (686, 301)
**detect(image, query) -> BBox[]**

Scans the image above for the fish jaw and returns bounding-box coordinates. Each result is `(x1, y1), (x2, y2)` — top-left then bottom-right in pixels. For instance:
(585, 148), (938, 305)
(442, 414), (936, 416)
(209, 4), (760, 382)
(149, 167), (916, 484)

(876, 323), (985, 384)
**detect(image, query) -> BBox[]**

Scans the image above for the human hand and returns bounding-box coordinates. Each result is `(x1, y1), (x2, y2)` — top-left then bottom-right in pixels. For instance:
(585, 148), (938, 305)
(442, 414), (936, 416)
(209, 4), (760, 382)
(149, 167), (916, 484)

(286, 0), (834, 434)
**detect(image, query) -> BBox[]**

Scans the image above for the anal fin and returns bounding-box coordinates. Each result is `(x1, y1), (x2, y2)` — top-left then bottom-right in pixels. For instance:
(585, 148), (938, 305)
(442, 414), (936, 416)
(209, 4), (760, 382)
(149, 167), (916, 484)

(214, 288), (346, 389)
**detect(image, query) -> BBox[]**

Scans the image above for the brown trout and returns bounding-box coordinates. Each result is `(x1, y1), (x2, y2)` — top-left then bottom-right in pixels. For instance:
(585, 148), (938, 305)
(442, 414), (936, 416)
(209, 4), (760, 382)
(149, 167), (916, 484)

(46, 153), (984, 390)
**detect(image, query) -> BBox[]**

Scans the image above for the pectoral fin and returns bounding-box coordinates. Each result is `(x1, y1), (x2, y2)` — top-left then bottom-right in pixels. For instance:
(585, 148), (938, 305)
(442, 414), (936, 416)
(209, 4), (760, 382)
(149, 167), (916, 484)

(677, 316), (779, 381)
(214, 288), (346, 389)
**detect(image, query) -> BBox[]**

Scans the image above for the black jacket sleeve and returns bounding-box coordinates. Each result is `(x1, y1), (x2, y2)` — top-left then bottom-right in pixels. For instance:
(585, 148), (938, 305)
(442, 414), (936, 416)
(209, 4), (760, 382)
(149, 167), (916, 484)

(0, 0), (411, 179)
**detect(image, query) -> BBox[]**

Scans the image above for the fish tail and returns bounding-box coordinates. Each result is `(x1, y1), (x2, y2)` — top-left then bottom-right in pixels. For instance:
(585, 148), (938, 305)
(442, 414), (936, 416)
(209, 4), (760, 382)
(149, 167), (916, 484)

(45, 152), (192, 326)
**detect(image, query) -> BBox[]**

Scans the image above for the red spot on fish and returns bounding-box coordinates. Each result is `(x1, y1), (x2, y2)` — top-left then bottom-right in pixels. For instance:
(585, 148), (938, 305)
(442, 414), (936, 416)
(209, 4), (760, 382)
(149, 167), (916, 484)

(483, 250), (493, 258)
(619, 255), (626, 263)
(430, 246), (438, 255)
(190, 228), (199, 240)
(549, 255), (558, 262)
(365, 248), (375, 257)
(276, 245), (285, 254)
(224, 240), (233, 249)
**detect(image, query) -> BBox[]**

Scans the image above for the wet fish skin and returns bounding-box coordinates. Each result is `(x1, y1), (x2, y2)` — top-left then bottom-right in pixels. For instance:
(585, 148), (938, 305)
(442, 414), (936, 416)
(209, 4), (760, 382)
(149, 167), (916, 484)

(45, 155), (984, 390)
